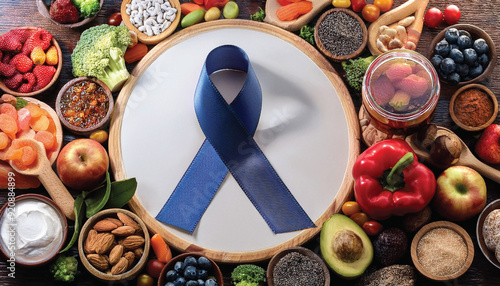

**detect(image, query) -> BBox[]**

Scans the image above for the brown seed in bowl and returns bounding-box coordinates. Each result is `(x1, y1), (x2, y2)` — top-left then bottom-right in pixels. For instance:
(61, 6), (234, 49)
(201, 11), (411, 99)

(87, 254), (109, 271)
(112, 226), (136, 236)
(122, 235), (145, 250)
(95, 233), (115, 254)
(104, 217), (124, 228)
(111, 257), (128, 275)
(84, 229), (98, 254)
(94, 219), (119, 232)
(134, 247), (143, 259)
(124, 251), (136, 269)
(117, 213), (141, 231)
(109, 245), (124, 266)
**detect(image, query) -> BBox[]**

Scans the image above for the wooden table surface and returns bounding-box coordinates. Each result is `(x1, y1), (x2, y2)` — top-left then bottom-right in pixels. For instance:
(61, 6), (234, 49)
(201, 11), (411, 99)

(1, 0), (500, 285)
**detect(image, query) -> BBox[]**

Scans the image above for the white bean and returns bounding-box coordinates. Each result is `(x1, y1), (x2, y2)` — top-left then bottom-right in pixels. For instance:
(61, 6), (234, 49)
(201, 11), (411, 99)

(126, 0), (177, 36)
(145, 25), (153, 36)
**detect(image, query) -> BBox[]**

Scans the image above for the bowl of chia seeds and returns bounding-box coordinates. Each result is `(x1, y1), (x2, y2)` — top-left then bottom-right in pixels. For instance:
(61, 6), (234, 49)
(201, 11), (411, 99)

(267, 246), (330, 286)
(314, 8), (367, 62)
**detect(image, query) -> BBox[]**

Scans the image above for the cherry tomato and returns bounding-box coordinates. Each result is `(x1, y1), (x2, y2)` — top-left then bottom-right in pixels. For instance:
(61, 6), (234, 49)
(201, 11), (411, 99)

(373, 0), (393, 13)
(137, 274), (154, 286)
(342, 201), (361, 216)
(444, 4), (461, 25)
(362, 4), (380, 23)
(350, 212), (370, 227)
(108, 12), (122, 26)
(146, 259), (164, 279)
(362, 220), (384, 236)
(351, 0), (366, 13)
(424, 7), (443, 28)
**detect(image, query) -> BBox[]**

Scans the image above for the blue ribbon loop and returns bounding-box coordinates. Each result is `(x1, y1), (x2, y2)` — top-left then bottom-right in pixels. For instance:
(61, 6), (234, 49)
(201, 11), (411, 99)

(156, 45), (315, 234)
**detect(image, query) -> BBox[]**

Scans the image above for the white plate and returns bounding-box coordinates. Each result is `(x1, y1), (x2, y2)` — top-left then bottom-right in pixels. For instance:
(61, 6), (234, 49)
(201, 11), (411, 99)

(110, 20), (359, 262)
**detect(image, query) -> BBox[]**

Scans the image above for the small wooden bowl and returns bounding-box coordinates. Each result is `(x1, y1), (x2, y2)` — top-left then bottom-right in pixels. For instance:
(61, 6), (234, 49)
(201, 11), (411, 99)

(55, 77), (114, 136)
(0, 27), (63, 97)
(157, 253), (224, 286)
(267, 246), (330, 286)
(411, 221), (474, 281)
(121, 0), (181, 45)
(36, 0), (103, 28)
(428, 24), (497, 85)
(0, 194), (68, 267)
(314, 8), (367, 62)
(449, 84), (498, 131)
(476, 199), (500, 270)
(78, 208), (150, 283)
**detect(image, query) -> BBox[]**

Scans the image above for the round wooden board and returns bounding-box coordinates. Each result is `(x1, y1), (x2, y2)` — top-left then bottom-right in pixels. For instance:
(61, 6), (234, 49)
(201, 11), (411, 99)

(109, 19), (360, 263)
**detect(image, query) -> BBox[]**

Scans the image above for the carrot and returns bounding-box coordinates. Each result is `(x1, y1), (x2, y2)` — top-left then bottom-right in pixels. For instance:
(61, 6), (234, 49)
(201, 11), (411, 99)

(0, 114), (18, 140)
(35, 130), (55, 150)
(0, 132), (11, 150)
(277, 0), (303, 6)
(181, 3), (204, 15)
(150, 234), (172, 263)
(276, 0), (313, 21)
(124, 43), (148, 64)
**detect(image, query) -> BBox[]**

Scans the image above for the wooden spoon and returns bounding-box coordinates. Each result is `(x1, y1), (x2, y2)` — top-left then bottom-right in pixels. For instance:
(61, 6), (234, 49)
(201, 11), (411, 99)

(9, 139), (75, 220)
(367, 0), (429, 55)
(406, 126), (500, 184)
(264, 0), (331, 32)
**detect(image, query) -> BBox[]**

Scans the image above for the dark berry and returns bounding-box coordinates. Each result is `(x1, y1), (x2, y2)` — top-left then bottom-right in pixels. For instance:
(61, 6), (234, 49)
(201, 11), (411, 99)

(431, 54), (443, 69)
(166, 270), (179, 282)
(456, 63), (469, 77)
(186, 281), (199, 286)
(478, 53), (489, 67)
(438, 67), (449, 80)
(205, 278), (218, 286)
(174, 277), (186, 286)
(448, 48), (464, 64)
(450, 43), (459, 50)
(184, 256), (198, 267)
(166, 283), (175, 286)
(463, 48), (478, 65)
(197, 269), (208, 280)
(184, 266), (198, 280)
(457, 35), (472, 49)
(445, 28), (459, 43)
(469, 63), (483, 78)
(174, 261), (185, 273)
(459, 30), (471, 38)
(440, 58), (456, 75)
(197, 257), (211, 270)
(473, 38), (489, 54)
(435, 39), (450, 57)
(447, 72), (461, 84)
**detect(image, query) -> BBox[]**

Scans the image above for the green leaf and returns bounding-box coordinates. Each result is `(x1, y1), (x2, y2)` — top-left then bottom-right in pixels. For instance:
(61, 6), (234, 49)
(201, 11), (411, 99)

(14, 98), (28, 110)
(250, 7), (265, 22)
(105, 177), (137, 209)
(60, 194), (85, 253)
(84, 172), (111, 218)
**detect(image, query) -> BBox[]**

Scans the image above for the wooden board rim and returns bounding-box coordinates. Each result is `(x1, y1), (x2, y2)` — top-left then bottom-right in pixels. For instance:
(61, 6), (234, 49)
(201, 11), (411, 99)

(109, 19), (360, 263)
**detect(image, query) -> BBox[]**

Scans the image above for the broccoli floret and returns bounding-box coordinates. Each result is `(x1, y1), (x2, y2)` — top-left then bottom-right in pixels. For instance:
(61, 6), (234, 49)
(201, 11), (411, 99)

(72, 0), (100, 18)
(250, 7), (265, 22)
(71, 24), (131, 92)
(50, 255), (79, 282)
(341, 55), (377, 92)
(231, 264), (266, 286)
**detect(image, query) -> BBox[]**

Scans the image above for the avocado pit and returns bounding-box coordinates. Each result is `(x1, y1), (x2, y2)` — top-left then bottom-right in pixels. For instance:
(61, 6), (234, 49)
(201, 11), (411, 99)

(332, 229), (364, 263)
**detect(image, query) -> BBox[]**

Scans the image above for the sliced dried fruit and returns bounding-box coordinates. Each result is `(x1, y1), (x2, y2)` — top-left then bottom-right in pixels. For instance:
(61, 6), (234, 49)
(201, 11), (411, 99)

(35, 130), (55, 150)
(276, 0), (312, 21)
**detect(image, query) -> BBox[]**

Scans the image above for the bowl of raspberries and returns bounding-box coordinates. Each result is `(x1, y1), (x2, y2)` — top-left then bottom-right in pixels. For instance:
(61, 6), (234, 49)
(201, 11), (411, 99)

(0, 27), (62, 96)
(36, 0), (103, 28)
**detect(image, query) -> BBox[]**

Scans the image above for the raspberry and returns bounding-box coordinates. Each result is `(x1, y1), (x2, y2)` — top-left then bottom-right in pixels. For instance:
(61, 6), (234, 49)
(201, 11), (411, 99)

(50, 0), (79, 24)
(2, 72), (23, 90)
(2, 53), (11, 65)
(10, 29), (33, 45)
(10, 54), (33, 73)
(33, 65), (56, 91)
(0, 31), (22, 53)
(17, 73), (36, 93)
(21, 28), (53, 55)
(0, 62), (16, 77)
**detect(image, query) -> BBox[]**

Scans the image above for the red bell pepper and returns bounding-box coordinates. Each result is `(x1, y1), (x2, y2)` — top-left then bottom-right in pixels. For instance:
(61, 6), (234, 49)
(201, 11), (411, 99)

(353, 139), (436, 220)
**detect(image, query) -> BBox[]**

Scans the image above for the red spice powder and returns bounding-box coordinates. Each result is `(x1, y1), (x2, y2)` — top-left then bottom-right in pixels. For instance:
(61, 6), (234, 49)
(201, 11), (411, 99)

(453, 89), (494, 127)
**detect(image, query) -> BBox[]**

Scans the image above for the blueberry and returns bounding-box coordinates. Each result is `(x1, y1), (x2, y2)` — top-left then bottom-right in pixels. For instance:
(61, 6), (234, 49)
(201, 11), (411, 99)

(456, 63), (469, 77)
(174, 277), (186, 286)
(473, 38), (489, 54)
(440, 58), (456, 75)
(447, 73), (461, 84)
(197, 257), (211, 270)
(478, 53), (489, 67)
(167, 270), (180, 282)
(174, 261), (185, 273)
(469, 63), (484, 78)
(197, 269), (208, 280)
(459, 30), (471, 38)
(435, 39), (450, 57)
(184, 266), (198, 280)
(450, 43), (460, 51)
(448, 49), (464, 64)
(445, 28), (460, 44)
(197, 279), (205, 286)
(184, 256), (198, 267)
(186, 281), (199, 286)
(457, 35), (472, 49)
(166, 283), (176, 286)
(431, 54), (443, 69)
(463, 48), (478, 65)
(205, 278), (218, 286)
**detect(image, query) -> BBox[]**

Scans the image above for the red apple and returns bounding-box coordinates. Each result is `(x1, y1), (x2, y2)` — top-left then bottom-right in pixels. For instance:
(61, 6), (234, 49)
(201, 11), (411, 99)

(56, 139), (109, 191)
(433, 165), (487, 221)
(475, 124), (500, 164)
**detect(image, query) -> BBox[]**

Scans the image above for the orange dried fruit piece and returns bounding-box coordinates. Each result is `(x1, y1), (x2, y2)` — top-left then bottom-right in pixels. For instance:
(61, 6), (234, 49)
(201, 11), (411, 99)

(20, 146), (37, 166)
(0, 103), (18, 120)
(8, 139), (39, 170)
(25, 102), (44, 118)
(0, 132), (11, 150)
(6, 148), (23, 160)
(30, 115), (49, 131)
(0, 114), (18, 140)
(35, 130), (55, 150)
(0, 94), (17, 105)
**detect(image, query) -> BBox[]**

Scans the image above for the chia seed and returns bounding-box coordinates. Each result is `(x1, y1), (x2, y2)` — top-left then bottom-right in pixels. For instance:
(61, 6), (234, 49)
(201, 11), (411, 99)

(273, 252), (325, 286)
(318, 11), (364, 56)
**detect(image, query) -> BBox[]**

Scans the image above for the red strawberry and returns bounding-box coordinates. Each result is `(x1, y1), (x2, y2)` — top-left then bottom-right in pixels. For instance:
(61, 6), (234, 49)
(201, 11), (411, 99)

(21, 28), (52, 55)
(0, 62), (16, 77)
(0, 31), (22, 53)
(10, 53), (33, 73)
(32, 65), (56, 91)
(17, 73), (36, 93)
(50, 0), (79, 24)
(10, 29), (33, 44)
(3, 72), (23, 90)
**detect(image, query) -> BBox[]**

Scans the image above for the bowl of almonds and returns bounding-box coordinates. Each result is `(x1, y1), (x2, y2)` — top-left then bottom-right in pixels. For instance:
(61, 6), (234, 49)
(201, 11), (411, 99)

(78, 208), (150, 282)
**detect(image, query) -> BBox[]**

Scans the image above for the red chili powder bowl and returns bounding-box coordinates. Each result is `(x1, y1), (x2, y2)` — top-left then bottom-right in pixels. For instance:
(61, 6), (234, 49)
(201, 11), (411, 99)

(450, 84), (498, 131)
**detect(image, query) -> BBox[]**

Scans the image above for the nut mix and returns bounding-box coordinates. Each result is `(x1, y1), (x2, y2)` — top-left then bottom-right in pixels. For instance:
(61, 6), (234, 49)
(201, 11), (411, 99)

(84, 213), (145, 275)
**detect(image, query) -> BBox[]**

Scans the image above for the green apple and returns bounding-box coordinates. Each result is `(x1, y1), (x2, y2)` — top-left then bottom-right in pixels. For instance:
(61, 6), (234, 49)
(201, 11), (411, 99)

(433, 165), (487, 221)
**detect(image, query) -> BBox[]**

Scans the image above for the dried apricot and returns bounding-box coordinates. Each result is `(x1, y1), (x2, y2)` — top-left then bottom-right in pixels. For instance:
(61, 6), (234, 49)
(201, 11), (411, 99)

(0, 114), (18, 139)
(30, 115), (49, 131)
(35, 130), (55, 150)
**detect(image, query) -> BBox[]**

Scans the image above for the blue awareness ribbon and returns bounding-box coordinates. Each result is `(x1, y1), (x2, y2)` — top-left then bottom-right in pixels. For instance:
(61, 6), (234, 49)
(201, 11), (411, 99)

(156, 45), (315, 234)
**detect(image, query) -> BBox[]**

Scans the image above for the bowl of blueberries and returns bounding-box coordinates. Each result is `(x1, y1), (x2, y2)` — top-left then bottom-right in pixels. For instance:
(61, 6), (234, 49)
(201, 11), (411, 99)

(428, 24), (496, 85)
(158, 253), (223, 286)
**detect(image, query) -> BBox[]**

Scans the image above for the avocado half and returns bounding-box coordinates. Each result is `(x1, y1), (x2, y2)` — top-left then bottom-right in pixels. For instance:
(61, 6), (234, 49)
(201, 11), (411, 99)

(320, 214), (373, 278)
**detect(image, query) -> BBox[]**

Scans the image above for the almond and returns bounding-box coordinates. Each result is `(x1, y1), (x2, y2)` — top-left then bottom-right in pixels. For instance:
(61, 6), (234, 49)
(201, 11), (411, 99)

(123, 251), (135, 269)
(117, 213), (141, 231)
(108, 245), (124, 266)
(111, 226), (136, 236)
(94, 219), (119, 232)
(87, 254), (109, 271)
(111, 257), (128, 275)
(122, 235), (145, 250)
(95, 233), (115, 254)
(104, 217), (124, 228)
(133, 247), (143, 259)
(84, 229), (98, 254)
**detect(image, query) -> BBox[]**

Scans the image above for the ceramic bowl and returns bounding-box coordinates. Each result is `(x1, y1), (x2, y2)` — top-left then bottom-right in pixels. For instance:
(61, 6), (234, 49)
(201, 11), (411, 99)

(411, 221), (474, 281)
(0, 194), (68, 267)
(0, 27), (63, 97)
(428, 24), (497, 85)
(121, 0), (181, 45)
(55, 77), (114, 136)
(78, 208), (150, 282)
(157, 253), (224, 286)
(36, 0), (103, 28)
(314, 8), (367, 62)
(476, 199), (500, 270)
(449, 84), (498, 131)
(267, 246), (330, 286)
